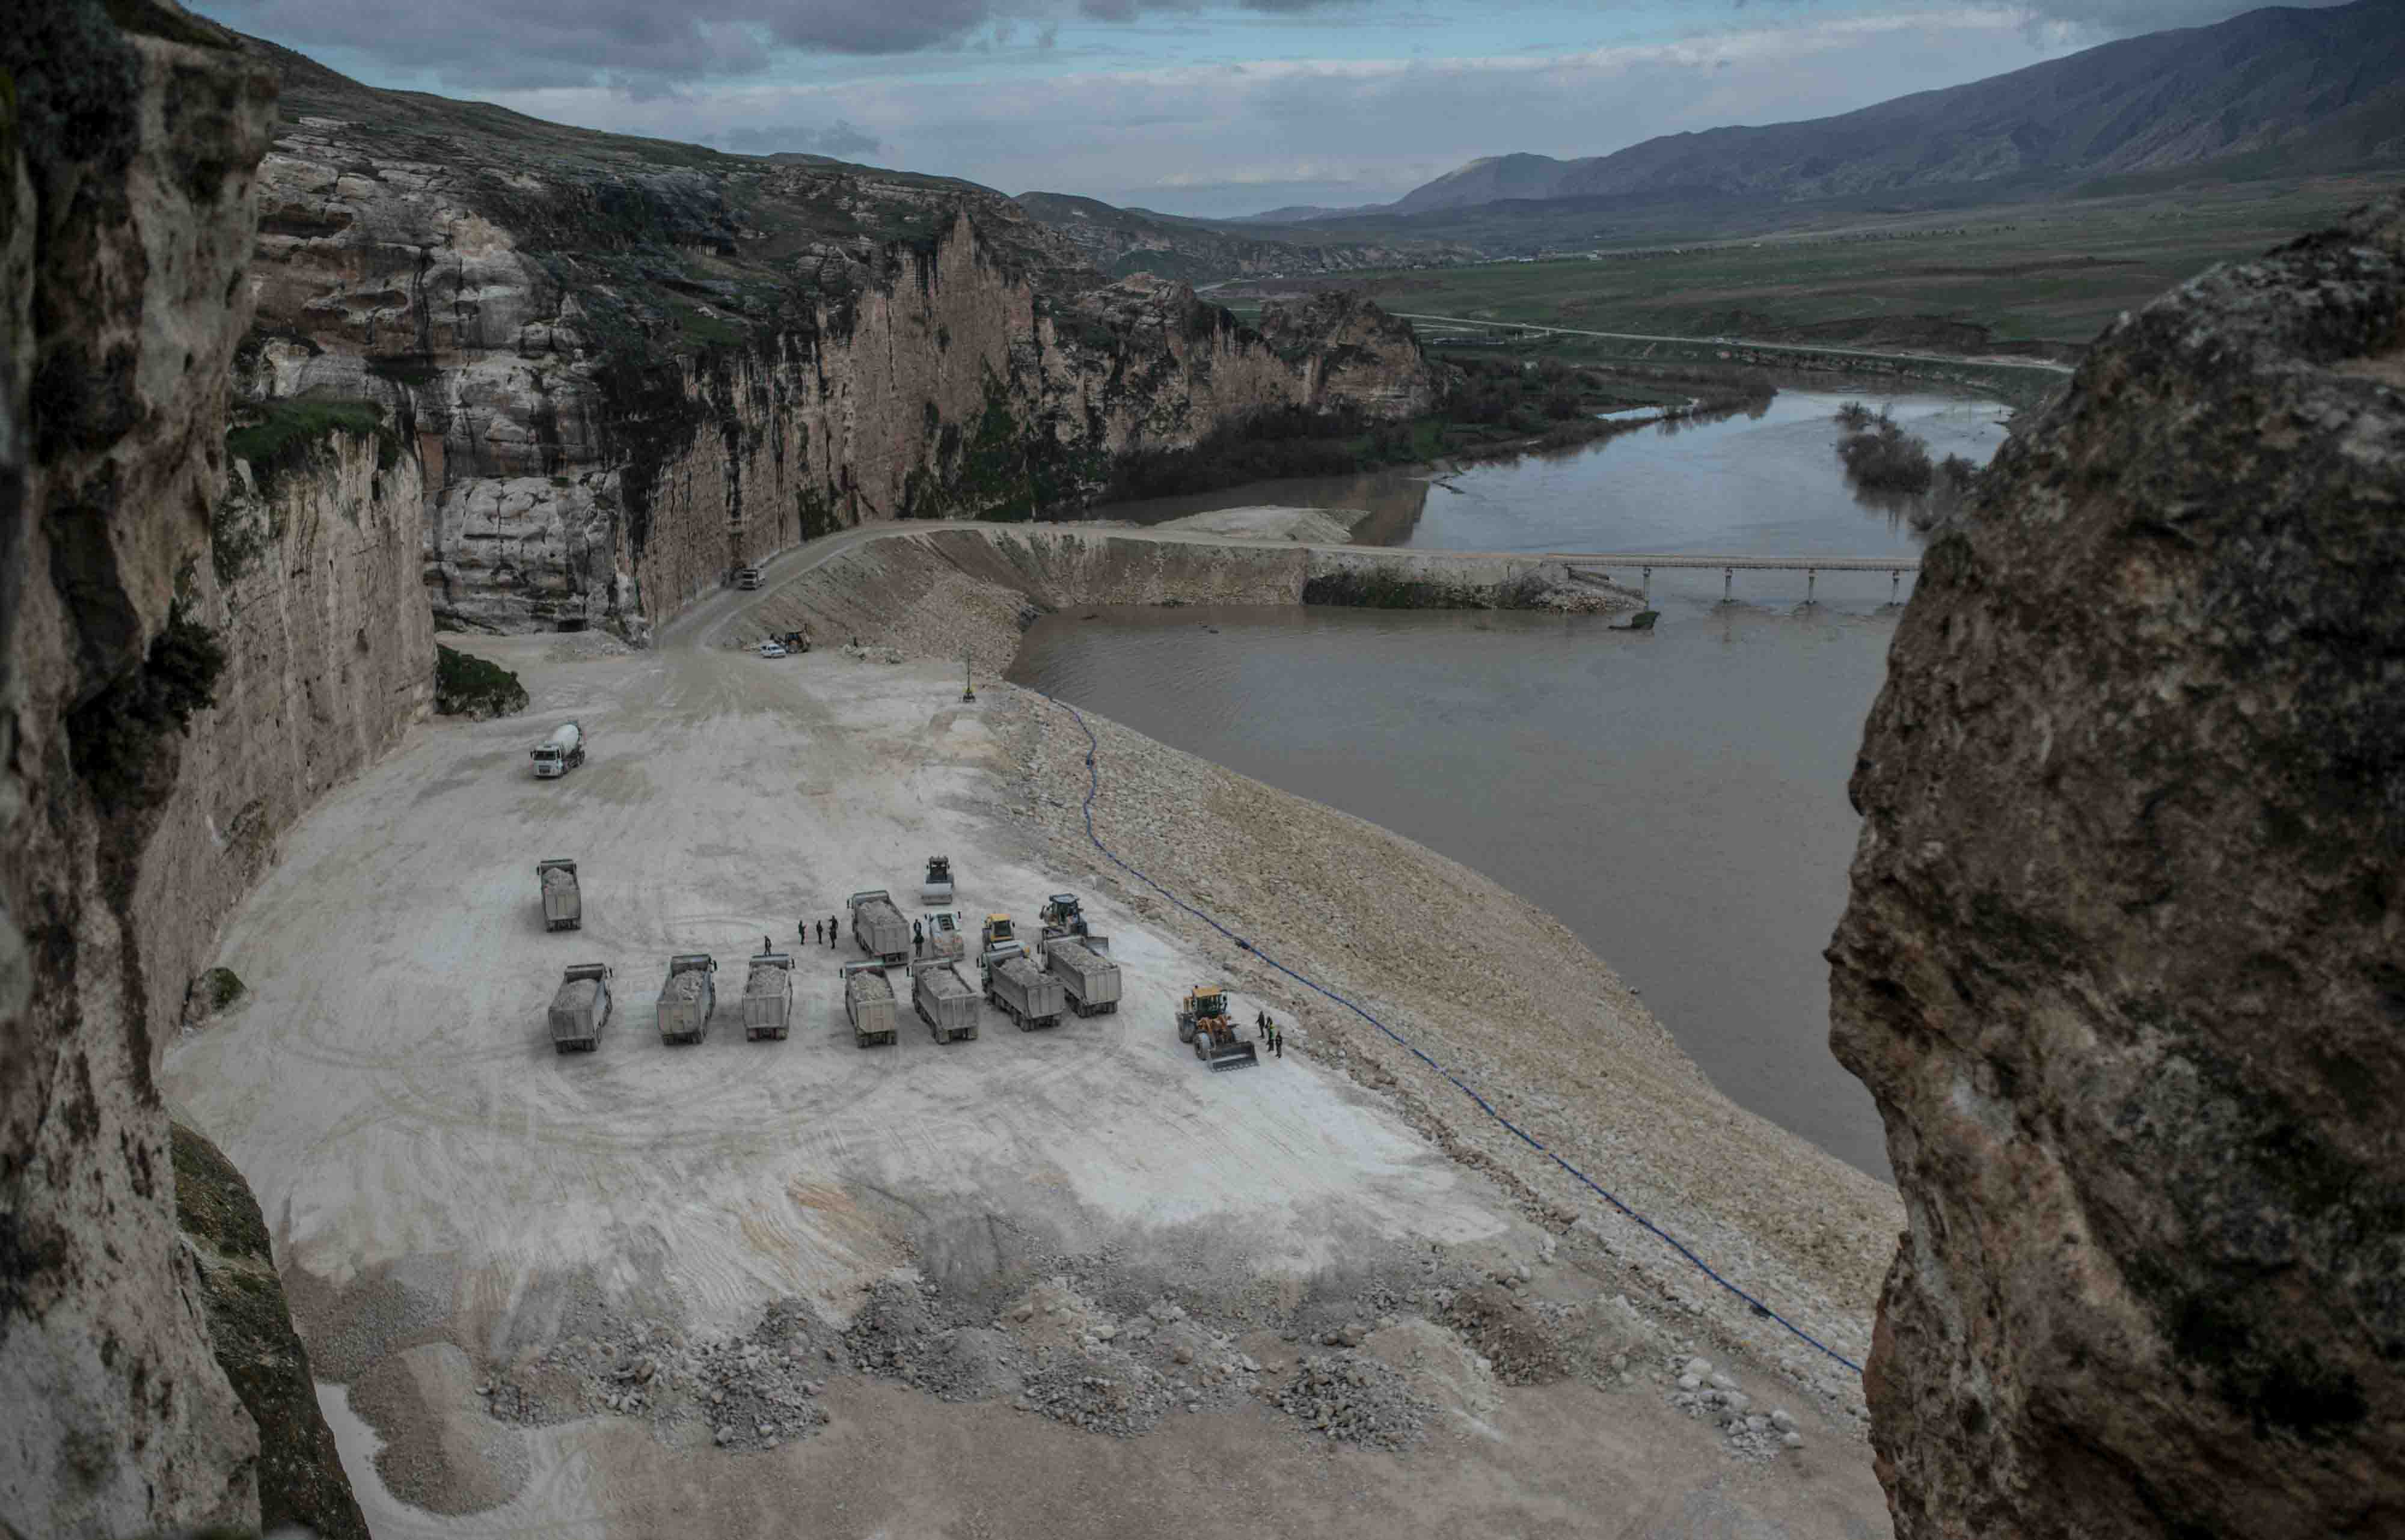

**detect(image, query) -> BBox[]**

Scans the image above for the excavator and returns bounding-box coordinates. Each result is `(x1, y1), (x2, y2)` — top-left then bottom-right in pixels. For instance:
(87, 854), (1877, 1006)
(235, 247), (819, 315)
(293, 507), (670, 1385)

(1175, 985), (1259, 1071)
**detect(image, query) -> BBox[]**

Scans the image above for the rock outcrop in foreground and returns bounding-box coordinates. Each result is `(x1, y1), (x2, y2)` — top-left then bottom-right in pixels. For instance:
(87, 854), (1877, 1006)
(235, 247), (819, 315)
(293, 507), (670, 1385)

(1829, 195), (2405, 1536)
(1, 4), (372, 1533)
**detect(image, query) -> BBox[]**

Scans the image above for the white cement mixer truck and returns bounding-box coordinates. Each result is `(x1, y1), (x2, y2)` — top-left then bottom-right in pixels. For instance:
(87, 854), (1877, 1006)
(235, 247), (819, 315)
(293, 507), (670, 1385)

(530, 721), (586, 779)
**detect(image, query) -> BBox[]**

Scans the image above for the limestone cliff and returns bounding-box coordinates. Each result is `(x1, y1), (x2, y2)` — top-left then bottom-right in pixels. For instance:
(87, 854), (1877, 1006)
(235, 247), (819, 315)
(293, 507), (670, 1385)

(1, 4), (278, 1532)
(138, 415), (433, 1037)
(1, 5), (387, 1533)
(236, 41), (1438, 638)
(1828, 195), (2405, 1537)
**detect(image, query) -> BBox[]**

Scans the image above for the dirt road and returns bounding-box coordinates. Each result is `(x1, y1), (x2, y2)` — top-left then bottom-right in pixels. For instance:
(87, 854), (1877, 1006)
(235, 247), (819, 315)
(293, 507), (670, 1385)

(162, 533), (1895, 1536)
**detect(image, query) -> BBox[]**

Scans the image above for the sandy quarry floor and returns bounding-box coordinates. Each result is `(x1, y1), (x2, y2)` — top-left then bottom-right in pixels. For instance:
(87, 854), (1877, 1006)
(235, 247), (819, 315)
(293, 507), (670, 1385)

(163, 525), (1897, 1538)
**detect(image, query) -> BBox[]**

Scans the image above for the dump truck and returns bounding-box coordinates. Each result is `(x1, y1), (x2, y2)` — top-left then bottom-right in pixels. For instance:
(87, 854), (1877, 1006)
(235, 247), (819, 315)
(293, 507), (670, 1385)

(537, 858), (582, 931)
(843, 961), (898, 1047)
(1038, 893), (1089, 941)
(983, 943), (1067, 1033)
(1175, 984), (1258, 1071)
(911, 961), (980, 1043)
(743, 951), (793, 1042)
(655, 953), (718, 1045)
(548, 963), (613, 1054)
(850, 889), (911, 967)
(921, 909), (966, 964)
(530, 721), (586, 779)
(921, 855), (954, 905)
(1044, 933), (1121, 1018)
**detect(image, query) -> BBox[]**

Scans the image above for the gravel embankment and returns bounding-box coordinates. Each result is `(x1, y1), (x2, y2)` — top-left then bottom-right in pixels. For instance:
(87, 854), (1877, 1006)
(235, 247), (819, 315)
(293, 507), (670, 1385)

(979, 683), (1901, 1417)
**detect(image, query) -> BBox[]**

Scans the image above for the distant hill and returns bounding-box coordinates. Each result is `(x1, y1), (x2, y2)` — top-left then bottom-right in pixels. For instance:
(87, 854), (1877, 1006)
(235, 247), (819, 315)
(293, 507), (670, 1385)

(1367, 0), (2405, 227)
(1013, 191), (1470, 283)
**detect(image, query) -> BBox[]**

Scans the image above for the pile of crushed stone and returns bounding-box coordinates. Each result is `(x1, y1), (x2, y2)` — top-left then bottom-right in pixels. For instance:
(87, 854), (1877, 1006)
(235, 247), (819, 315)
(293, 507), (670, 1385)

(486, 1298), (833, 1453)
(662, 970), (708, 1004)
(840, 1276), (1272, 1437)
(1273, 1351), (1431, 1451)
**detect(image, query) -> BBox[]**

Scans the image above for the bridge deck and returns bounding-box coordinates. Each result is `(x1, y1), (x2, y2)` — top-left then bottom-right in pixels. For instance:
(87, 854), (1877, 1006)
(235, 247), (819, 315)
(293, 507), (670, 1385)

(1538, 552), (1919, 573)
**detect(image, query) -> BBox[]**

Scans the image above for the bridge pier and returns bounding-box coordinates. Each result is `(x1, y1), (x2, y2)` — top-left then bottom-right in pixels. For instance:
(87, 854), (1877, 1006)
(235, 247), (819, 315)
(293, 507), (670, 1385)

(1721, 567), (1733, 605)
(1805, 568), (1818, 607)
(1642, 565), (1652, 604)
(1890, 569), (1904, 605)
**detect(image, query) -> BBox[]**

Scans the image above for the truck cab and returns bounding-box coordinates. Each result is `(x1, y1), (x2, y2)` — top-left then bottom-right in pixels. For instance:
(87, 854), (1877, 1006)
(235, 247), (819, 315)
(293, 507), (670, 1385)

(980, 914), (1016, 952)
(735, 566), (764, 590)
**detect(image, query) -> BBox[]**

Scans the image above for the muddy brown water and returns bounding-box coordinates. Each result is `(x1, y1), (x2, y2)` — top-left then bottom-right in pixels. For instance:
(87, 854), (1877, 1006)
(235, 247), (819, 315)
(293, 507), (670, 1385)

(1020, 388), (2013, 1180)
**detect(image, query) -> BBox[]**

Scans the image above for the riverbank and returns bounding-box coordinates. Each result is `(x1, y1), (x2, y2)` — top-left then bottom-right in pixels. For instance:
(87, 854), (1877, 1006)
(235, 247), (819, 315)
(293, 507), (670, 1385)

(726, 523), (1645, 676)
(161, 519), (1898, 1535)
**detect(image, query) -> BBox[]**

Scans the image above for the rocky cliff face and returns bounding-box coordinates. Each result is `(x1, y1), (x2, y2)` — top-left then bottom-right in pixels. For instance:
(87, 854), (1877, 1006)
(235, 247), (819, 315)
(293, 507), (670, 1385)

(137, 419), (433, 1036)
(1, 5), (390, 1533)
(1828, 195), (2405, 1538)
(1, 5), (278, 1532)
(238, 41), (1436, 638)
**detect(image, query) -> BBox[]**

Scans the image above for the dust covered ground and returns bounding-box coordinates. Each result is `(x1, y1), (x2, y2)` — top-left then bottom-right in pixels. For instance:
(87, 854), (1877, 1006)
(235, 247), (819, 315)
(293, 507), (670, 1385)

(164, 524), (1898, 1537)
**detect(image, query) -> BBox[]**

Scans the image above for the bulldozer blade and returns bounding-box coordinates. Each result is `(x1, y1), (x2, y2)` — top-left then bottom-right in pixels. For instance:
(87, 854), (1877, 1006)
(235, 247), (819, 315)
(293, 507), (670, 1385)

(1209, 1044), (1261, 1071)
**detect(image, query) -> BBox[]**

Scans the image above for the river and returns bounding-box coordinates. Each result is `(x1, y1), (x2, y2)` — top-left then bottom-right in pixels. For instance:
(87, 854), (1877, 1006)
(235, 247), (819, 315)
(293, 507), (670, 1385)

(1014, 387), (2012, 1179)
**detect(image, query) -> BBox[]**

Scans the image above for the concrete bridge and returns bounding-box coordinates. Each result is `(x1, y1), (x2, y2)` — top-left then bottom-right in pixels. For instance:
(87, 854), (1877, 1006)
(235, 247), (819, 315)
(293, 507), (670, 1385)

(1537, 551), (1922, 603)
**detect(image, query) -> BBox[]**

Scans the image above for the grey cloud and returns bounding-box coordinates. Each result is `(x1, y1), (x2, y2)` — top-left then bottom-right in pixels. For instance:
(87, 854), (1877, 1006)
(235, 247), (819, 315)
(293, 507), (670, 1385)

(709, 121), (885, 157)
(197, 0), (1361, 89)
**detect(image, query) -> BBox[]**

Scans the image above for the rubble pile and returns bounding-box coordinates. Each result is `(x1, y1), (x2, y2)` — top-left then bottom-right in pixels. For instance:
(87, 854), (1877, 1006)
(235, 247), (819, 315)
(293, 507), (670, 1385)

(1272, 1352), (1432, 1451)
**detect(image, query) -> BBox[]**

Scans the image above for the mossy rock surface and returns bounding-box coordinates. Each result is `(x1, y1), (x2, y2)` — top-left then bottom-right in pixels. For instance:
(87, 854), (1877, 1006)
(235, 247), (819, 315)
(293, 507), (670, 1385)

(225, 396), (397, 497)
(173, 1122), (370, 1540)
(435, 644), (530, 720)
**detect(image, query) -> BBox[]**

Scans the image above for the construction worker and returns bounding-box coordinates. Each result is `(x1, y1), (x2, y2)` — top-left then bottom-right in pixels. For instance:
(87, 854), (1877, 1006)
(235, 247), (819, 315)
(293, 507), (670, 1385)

(828, 915), (838, 948)
(1272, 1022), (1284, 1059)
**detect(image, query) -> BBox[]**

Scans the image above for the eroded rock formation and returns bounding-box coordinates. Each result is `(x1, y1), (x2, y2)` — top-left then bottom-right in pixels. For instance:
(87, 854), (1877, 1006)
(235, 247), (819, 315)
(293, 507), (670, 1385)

(237, 43), (1437, 638)
(1, 4), (385, 1532)
(1, 5), (278, 1532)
(1829, 195), (2405, 1537)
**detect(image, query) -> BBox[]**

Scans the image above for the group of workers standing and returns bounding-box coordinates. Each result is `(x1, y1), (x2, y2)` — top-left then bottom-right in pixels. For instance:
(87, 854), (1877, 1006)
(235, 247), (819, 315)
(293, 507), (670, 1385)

(1254, 1009), (1284, 1059)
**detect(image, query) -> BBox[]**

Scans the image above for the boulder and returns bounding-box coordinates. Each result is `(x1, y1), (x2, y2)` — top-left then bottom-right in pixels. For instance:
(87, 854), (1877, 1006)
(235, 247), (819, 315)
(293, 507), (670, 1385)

(1830, 194), (2405, 1538)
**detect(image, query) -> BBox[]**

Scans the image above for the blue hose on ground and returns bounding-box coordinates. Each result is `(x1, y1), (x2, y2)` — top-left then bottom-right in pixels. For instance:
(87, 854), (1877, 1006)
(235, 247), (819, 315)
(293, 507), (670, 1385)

(1040, 690), (1865, 1378)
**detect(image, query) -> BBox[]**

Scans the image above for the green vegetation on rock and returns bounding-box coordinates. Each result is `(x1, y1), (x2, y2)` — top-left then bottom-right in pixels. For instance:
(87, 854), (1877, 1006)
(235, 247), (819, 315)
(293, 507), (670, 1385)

(195, 965), (245, 1016)
(225, 397), (397, 498)
(435, 644), (531, 720)
(172, 1122), (371, 1540)
(66, 604), (227, 813)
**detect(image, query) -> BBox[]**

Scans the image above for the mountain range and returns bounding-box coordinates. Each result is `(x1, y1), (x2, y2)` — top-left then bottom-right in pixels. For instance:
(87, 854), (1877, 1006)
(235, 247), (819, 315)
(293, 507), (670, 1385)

(1017, 0), (2405, 269)
(1385, 0), (2404, 218)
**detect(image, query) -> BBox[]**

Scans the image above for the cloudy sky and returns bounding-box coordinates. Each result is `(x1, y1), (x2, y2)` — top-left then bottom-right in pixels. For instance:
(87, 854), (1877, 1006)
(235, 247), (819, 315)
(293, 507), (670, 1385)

(189, 0), (2347, 216)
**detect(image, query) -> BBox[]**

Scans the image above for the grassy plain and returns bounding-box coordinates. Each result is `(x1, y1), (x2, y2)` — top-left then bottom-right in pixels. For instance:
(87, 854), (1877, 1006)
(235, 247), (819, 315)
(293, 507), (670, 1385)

(1218, 174), (2393, 355)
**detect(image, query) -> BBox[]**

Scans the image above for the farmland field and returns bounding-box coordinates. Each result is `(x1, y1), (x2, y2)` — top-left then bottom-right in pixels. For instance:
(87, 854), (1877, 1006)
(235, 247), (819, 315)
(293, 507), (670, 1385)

(1213, 174), (2392, 356)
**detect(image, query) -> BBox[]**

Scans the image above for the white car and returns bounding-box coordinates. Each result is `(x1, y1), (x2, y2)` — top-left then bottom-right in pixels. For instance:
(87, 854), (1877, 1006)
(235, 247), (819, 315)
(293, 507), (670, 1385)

(757, 641), (788, 659)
